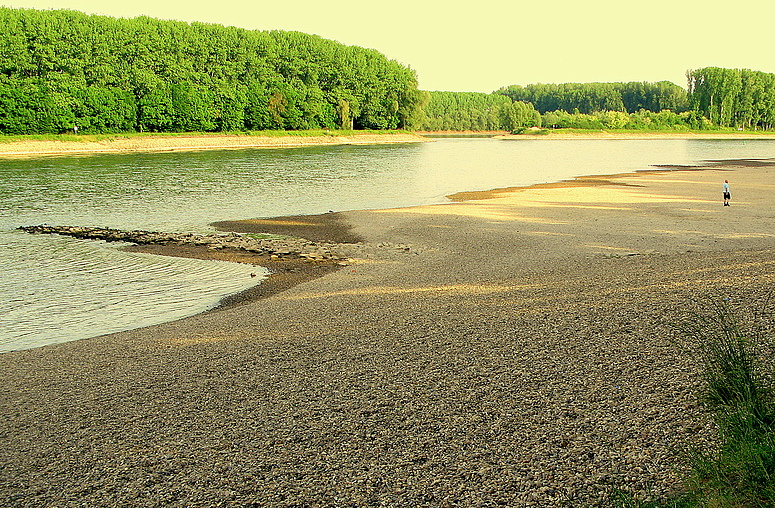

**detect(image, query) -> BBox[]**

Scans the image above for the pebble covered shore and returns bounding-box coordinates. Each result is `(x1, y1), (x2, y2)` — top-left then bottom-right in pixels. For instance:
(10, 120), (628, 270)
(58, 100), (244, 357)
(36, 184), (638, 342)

(3, 245), (763, 507)
(3, 162), (775, 507)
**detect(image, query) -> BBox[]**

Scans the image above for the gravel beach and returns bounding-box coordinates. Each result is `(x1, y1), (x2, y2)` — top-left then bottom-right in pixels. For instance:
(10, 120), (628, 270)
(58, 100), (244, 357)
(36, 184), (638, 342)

(3, 160), (775, 507)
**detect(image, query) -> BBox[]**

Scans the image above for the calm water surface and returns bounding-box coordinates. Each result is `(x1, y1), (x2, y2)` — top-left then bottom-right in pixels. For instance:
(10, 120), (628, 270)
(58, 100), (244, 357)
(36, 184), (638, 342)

(2, 138), (774, 352)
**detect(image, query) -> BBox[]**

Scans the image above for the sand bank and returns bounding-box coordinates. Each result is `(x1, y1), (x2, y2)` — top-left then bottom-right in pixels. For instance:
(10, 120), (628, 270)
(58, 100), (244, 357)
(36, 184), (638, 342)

(0, 131), (427, 157)
(3, 159), (775, 506)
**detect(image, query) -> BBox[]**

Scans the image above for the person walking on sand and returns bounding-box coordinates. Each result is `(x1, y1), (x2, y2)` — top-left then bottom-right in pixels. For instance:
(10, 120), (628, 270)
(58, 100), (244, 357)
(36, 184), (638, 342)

(723, 180), (731, 206)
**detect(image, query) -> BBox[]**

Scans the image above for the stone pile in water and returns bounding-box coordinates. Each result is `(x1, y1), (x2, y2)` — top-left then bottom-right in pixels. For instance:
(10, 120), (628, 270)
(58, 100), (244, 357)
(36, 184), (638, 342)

(18, 224), (352, 261)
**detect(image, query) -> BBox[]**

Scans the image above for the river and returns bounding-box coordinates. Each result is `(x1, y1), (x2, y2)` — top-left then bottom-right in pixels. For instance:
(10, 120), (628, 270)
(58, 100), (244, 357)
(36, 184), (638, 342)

(2, 137), (774, 352)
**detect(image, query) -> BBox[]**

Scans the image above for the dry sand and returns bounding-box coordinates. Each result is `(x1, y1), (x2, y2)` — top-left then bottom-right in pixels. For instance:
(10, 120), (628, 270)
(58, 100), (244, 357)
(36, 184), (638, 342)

(0, 132), (427, 157)
(2, 153), (775, 506)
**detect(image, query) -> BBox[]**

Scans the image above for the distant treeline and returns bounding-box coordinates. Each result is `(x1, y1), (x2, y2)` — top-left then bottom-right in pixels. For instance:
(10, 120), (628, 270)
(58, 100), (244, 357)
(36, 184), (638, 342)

(415, 81), (691, 132)
(421, 70), (775, 132)
(0, 7), (424, 134)
(415, 91), (540, 131)
(495, 81), (689, 115)
(540, 108), (706, 131)
(414, 89), (699, 132)
(415, 88), (700, 132)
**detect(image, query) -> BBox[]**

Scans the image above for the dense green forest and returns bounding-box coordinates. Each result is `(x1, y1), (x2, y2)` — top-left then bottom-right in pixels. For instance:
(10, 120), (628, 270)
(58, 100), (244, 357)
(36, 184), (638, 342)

(540, 108), (706, 130)
(0, 7), (424, 134)
(416, 88), (700, 132)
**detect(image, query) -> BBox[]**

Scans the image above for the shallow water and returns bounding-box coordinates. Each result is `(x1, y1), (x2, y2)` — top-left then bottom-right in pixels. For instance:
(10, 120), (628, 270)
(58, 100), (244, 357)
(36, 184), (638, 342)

(2, 137), (774, 352)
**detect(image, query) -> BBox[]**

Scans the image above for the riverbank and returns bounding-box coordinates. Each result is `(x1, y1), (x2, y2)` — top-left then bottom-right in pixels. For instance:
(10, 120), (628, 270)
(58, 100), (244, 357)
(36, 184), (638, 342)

(3, 130), (774, 157)
(0, 131), (427, 157)
(3, 160), (775, 506)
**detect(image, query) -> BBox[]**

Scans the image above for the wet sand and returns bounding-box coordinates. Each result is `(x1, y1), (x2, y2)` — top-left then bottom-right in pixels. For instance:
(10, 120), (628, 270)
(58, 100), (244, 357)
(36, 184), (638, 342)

(124, 243), (344, 310)
(212, 214), (364, 244)
(3, 158), (775, 506)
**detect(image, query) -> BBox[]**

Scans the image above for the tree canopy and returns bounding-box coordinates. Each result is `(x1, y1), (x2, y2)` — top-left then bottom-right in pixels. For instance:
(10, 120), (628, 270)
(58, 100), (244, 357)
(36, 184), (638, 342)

(688, 67), (775, 130)
(0, 7), (424, 134)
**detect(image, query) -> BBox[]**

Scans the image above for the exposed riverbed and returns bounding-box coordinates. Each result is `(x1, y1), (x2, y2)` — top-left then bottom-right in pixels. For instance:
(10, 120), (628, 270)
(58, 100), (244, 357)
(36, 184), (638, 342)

(4, 137), (775, 352)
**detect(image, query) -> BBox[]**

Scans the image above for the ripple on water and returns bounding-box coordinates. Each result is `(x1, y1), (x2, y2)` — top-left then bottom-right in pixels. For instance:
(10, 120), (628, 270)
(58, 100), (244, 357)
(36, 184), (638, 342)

(0, 231), (266, 352)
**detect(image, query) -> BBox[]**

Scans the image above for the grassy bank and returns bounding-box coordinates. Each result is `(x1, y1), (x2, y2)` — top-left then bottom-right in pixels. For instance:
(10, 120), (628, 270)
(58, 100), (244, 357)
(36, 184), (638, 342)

(496, 128), (775, 140)
(3, 128), (774, 145)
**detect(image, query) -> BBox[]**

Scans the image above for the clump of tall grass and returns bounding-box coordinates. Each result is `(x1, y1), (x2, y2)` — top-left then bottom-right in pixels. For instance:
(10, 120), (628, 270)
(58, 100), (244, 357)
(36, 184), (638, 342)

(674, 297), (775, 507)
(605, 297), (775, 508)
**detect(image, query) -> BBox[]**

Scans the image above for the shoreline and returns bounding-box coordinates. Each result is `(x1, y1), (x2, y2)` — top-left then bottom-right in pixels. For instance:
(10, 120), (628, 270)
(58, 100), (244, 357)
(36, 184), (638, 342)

(494, 130), (775, 140)
(190, 154), (775, 316)
(124, 243), (344, 310)
(447, 157), (775, 202)
(0, 131), (428, 157)
(2, 129), (775, 157)
(17, 223), (363, 313)
(14, 154), (775, 326)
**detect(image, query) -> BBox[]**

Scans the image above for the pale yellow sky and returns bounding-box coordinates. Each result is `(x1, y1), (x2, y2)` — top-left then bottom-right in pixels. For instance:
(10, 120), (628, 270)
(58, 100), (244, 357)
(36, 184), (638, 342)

(3, 0), (775, 92)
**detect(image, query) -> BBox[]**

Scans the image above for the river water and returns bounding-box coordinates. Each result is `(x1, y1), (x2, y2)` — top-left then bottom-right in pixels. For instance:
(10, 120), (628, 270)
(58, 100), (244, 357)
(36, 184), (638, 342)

(2, 137), (774, 352)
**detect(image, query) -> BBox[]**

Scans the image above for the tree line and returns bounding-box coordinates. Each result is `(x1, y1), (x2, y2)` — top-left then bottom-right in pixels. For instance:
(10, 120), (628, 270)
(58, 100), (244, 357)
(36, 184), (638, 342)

(415, 89), (698, 132)
(415, 95), (707, 132)
(422, 70), (775, 132)
(0, 7), (424, 134)
(540, 109), (707, 130)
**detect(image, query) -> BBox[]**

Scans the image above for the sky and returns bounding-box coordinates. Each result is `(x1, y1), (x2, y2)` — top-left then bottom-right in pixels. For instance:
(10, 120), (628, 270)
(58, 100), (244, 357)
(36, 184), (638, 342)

(3, 0), (775, 93)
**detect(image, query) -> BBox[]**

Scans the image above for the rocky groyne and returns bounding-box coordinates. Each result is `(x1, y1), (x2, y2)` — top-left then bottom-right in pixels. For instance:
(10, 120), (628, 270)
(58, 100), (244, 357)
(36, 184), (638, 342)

(18, 224), (356, 262)
(18, 224), (418, 263)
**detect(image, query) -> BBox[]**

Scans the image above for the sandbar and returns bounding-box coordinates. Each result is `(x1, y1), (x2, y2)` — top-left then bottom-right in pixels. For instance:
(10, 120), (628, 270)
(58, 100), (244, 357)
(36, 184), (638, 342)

(0, 131), (428, 157)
